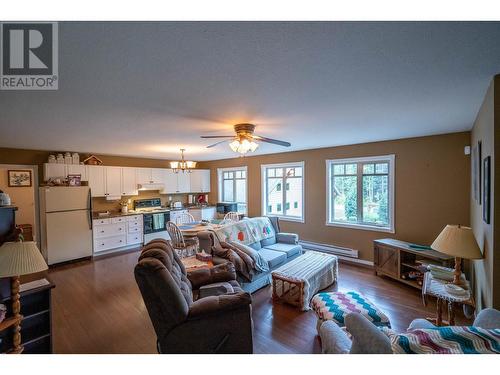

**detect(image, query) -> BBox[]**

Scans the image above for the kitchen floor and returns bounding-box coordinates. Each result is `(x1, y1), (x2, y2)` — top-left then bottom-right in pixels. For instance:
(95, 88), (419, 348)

(48, 250), (472, 354)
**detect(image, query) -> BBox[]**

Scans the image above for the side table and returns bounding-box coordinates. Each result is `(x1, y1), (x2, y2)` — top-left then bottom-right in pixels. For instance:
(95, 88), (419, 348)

(422, 272), (475, 326)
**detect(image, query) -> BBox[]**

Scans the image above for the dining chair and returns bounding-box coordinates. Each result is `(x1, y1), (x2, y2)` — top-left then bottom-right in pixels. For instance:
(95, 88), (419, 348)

(166, 221), (198, 258)
(223, 211), (240, 223)
(175, 212), (196, 225)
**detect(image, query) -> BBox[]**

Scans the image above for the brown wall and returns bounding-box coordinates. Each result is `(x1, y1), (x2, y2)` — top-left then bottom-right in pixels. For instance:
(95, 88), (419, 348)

(470, 75), (500, 310)
(199, 132), (471, 262)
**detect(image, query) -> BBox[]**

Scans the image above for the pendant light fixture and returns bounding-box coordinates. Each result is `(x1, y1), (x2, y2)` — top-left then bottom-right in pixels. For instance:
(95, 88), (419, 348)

(170, 149), (196, 173)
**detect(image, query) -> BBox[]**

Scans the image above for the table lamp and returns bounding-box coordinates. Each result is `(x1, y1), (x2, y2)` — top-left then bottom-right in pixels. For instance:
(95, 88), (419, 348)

(0, 241), (48, 353)
(431, 225), (482, 285)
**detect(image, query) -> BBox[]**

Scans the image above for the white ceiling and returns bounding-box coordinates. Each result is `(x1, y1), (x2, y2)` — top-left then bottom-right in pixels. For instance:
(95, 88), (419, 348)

(1, 22), (500, 161)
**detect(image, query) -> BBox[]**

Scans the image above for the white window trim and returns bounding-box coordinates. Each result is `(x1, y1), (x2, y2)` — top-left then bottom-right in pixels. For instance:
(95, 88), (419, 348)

(217, 166), (248, 214)
(325, 155), (395, 233)
(261, 161), (305, 223)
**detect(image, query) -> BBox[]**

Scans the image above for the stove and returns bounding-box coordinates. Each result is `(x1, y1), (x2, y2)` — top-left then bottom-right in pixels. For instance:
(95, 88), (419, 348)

(133, 198), (171, 243)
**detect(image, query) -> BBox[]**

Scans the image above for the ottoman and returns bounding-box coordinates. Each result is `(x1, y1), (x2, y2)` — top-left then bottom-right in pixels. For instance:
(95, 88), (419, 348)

(311, 291), (391, 331)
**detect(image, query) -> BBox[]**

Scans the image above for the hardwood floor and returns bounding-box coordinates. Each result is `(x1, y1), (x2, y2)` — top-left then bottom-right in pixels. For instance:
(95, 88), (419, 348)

(48, 251), (472, 354)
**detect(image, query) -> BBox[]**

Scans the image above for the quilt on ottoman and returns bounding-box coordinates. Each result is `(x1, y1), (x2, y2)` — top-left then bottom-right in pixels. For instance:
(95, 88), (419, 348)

(311, 291), (391, 328)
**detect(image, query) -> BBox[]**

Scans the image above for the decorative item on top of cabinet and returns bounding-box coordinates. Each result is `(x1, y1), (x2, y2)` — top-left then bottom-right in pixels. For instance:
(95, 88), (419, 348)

(83, 155), (103, 165)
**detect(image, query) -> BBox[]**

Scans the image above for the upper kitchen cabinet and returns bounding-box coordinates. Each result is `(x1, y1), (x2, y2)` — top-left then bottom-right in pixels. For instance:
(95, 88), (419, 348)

(136, 168), (165, 185)
(161, 169), (191, 194)
(136, 168), (152, 185)
(177, 172), (191, 193)
(44, 163), (89, 182)
(66, 164), (88, 181)
(88, 166), (106, 197)
(189, 169), (211, 193)
(121, 167), (138, 196)
(105, 167), (122, 197)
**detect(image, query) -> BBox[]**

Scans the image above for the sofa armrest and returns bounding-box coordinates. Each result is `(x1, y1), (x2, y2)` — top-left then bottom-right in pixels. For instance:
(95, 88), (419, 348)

(319, 321), (352, 354)
(345, 313), (392, 354)
(188, 262), (236, 289)
(276, 232), (299, 244)
(188, 292), (252, 319)
(473, 308), (500, 329)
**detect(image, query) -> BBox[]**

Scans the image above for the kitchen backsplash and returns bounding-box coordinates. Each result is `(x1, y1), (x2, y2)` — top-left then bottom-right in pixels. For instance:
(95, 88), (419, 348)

(92, 191), (191, 213)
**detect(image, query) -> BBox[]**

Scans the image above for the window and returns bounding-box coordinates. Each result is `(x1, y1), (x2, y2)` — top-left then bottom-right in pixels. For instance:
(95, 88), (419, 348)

(261, 162), (304, 222)
(217, 167), (247, 214)
(326, 155), (394, 232)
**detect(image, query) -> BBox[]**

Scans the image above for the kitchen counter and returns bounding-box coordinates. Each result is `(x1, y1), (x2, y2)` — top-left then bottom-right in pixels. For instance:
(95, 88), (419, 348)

(92, 211), (142, 219)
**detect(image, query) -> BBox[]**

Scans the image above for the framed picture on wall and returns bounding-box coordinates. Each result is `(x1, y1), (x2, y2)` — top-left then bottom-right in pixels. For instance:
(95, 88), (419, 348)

(7, 170), (32, 187)
(483, 156), (490, 224)
(67, 174), (82, 186)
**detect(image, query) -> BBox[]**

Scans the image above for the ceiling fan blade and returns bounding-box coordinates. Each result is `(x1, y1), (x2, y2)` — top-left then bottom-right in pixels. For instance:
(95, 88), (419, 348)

(206, 139), (232, 148)
(253, 135), (291, 147)
(200, 135), (235, 139)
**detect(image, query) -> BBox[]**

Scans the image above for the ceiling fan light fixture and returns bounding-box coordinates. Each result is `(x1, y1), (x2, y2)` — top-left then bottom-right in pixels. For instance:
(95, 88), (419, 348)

(229, 139), (259, 154)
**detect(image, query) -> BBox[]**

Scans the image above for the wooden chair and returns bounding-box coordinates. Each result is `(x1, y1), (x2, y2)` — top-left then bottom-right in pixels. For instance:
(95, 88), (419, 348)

(175, 212), (196, 225)
(166, 221), (198, 258)
(223, 211), (240, 223)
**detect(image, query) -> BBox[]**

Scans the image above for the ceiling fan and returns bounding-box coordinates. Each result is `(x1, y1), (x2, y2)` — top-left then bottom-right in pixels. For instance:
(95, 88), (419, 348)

(201, 123), (291, 155)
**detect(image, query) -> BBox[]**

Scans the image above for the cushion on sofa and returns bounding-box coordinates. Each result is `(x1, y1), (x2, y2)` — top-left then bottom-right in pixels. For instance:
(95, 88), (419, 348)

(258, 248), (287, 268)
(263, 242), (302, 258)
(261, 236), (277, 247)
(247, 241), (262, 250)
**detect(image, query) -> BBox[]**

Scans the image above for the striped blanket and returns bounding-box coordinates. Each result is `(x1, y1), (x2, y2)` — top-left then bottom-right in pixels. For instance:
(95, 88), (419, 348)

(382, 326), (500, 354)
(213, 217), (275, 245)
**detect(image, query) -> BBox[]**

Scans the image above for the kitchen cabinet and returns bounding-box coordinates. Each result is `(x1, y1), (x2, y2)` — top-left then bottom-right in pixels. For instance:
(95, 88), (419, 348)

(66, 164), (88, 181)
(93, 214), (143, 254)
(162, 169), (178, 194)
(177, 172), (191, 193)
(137, 168), (165, 185)
(105, 167), (122, 197)
(88, 166), (106, 197)
(189, 169), (211, 193)
(188, 207), (216, 221)
(43, 164), (68, 180)
(121, 167), (138, 196)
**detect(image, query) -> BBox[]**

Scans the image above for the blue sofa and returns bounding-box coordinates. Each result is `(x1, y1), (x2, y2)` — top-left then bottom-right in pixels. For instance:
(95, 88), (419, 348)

(197, 217), (303, 293)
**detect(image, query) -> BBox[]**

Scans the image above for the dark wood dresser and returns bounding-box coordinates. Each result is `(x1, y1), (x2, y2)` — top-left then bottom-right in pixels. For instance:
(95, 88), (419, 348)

(0, 205), (55, 354)
(374, 238), (454, 289)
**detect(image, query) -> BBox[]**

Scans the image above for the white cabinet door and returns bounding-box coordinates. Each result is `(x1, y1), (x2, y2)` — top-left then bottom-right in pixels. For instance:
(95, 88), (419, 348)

(136, 168), (152, 185)
(177, 172), (191, 193)
(66, 164), (88, 181)
(201, 207), (216, 221)
(121, 167), (138, 196)
(88, 166), (106, 197)
(189, 170), (210, 193)
(44, 163), (67, 181)
(188, 208), (202, 221)
(163, 169), (179, 194)
(151, 168), (165, 184)
(105, 167), (122, 197)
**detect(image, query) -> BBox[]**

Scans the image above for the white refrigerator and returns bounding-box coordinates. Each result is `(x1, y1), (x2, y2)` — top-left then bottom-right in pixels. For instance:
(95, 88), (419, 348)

(39, 186), (93, 265)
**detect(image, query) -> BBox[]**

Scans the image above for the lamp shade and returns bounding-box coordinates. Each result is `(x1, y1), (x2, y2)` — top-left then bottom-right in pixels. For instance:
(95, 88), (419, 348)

(0, 241), (48, 277)
(431, 225), (482, 259)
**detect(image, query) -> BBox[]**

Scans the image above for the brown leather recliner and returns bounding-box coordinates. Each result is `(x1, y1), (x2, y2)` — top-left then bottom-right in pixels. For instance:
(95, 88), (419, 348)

(134, 239), (253, 354)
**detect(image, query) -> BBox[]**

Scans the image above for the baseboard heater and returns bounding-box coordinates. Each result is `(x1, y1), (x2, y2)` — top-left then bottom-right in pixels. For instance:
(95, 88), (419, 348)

(299, 240), (358, 258)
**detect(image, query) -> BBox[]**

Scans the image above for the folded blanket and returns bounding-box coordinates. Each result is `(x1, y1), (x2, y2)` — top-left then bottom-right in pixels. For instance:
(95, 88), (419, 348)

(229, 240), (269, 273)
(211, 242), (255, 281)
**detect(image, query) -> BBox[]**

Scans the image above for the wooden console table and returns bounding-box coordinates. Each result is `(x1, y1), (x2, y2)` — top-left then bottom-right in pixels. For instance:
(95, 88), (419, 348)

(373, 239), (453, 289)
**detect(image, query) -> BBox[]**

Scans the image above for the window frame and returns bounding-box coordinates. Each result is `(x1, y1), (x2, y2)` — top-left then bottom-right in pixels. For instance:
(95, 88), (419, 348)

(325, 155), (395, 233)
(261, 161), (305, 223)
(217, 166), (248, 214)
